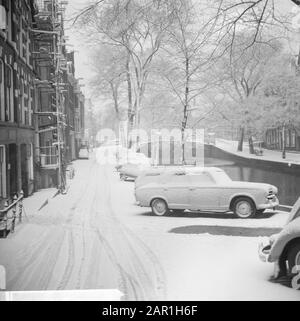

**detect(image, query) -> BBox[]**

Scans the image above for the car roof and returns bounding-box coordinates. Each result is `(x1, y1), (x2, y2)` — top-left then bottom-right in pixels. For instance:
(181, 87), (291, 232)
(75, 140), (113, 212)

(141, 166), (223, 176)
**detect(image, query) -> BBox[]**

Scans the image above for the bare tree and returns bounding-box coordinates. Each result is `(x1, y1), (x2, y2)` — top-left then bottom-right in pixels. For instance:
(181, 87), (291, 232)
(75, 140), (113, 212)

(75, 0), (177, 146)
(89, 45), (128, 122)
(252, 53), (300, 158)
(209, 33), (282, 152)
(207, 0), (293, 58)
(155, 0), (218, 163)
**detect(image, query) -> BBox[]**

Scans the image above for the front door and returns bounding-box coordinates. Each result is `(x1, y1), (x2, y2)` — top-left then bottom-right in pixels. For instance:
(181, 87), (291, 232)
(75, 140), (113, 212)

(21, 144), (29, 197)
(188, 173), (220, 211)
(163, 173), (190, 209)
(8, 144), (18, 197)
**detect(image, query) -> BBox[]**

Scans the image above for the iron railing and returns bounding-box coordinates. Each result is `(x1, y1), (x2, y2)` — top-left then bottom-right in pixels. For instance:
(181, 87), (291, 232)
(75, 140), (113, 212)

(0, 192), (24, 238)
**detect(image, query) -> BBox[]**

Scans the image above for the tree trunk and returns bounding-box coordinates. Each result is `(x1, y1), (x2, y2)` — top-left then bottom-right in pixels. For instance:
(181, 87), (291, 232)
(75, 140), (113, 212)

(248, 135), (255, 154)
(126, 53), (134, 148)
(110, 83), (120, 120)
(182, 57), (190, 164)
(282, 124), (286, 159)
(238, 127), (244, 152)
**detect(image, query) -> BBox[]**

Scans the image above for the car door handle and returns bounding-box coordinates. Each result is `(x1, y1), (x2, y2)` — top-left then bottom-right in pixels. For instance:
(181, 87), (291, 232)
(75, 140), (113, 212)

(189, 188), (196, 191)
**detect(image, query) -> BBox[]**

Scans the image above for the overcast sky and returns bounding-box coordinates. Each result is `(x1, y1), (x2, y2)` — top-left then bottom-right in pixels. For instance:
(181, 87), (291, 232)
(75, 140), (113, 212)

(64, 0), (299, 100)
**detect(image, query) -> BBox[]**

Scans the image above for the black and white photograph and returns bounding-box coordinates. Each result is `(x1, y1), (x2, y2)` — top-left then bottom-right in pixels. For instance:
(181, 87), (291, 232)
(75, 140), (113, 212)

(0, 0), (300, 303)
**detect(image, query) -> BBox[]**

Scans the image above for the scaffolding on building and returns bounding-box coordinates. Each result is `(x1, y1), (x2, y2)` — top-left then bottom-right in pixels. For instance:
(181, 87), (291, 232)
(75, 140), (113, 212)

(32, 0), (69, 193)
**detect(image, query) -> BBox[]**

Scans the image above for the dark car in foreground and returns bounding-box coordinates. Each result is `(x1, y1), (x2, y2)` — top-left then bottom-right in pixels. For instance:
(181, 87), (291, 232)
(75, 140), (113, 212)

(259, 198), (300, 284)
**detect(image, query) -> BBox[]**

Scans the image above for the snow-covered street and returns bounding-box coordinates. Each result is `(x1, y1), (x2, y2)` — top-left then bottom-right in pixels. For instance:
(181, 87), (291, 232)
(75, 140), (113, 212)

(0, 148), (299, 301)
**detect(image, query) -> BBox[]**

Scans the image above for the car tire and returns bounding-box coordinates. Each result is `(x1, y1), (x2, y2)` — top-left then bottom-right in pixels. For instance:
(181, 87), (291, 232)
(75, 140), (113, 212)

(287, 242), (300, 280)
(151, 198), (169, 216)
(232, 197), (256, 219)
(172, 209), (185, 215)
(256, 209), (265, 215)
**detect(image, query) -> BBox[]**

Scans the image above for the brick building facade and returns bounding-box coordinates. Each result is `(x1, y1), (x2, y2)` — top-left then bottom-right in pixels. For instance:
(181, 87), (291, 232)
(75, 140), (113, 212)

(0, 0), (85, 202)
(0, 0), (36, 201)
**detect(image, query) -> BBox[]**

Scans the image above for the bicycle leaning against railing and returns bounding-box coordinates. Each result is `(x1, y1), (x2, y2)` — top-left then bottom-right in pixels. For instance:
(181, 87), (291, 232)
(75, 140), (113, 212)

(0, 191), (24, 238)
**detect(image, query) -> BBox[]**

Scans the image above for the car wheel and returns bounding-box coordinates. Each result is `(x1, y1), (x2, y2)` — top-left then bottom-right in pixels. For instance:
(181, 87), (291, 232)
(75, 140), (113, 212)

(232, 197), (256, 219)
(151, 199), (169, 216)
(287, 242), (300, 280)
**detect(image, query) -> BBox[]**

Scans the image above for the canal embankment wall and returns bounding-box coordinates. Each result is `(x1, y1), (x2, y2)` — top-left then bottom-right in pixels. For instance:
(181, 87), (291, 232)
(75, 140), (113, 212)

(205, 144), (300, 211)
(204, 144), (300, 175)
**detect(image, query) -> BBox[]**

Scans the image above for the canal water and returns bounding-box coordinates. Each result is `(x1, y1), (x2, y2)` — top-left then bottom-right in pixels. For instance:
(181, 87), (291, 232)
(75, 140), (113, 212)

(205, 158), (300, 206)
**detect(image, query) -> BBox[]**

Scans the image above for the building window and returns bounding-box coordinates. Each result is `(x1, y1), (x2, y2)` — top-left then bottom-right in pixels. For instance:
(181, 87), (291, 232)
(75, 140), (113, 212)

(5, 64), (13, 122)
(29, 87), (34, 126)
(5, 0), (12, 41)
(22, 31), (27, 60)
(0, 60), (4, 121)
(291, 131), (296, 148)
(20, 80), (24, 124)
(27, 144), (34, 181)
(0, 145), (6, 199)
(0, 5), (7, 30)
(24, 82), (29, 125)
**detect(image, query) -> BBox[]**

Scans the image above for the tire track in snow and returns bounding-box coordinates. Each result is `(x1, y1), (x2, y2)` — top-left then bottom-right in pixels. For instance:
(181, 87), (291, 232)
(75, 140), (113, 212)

(73, 158), (102, 290)
(106, 205), (167, 300)
(56, 159), (98, 290)
(103, 167), (167, 300)
(89, 164), (166, 300)
(8, 229), (56, 288)
(12, 229), (53, 272)
(9, 229), (65, 291)
(10, 159), (97, 291)
(114, 222), (167, 299)
(86, 171), (143, 300)
(31, 230), (66, 290)
(75, 224), (87, 289)
(94, 229), (141, 301)
(57, 229), (75, 290)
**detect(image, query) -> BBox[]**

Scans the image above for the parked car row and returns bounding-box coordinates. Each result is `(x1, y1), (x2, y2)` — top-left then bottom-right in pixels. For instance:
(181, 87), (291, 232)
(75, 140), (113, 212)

(117, 159), (300, 284)
(116, 150), (152, 180)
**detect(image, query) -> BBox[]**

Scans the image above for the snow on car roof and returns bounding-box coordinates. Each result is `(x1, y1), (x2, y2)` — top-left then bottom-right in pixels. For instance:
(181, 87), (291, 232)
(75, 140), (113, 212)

(142, 166), (223, 176)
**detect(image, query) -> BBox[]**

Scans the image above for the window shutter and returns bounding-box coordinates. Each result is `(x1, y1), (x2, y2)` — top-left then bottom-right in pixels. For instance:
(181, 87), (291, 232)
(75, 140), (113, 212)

(0, 0), (9, 11)
(0, 5), (6, 30)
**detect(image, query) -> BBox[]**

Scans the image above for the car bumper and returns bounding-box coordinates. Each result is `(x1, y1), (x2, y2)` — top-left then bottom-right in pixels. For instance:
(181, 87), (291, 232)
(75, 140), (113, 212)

(257, 197), (279, 210)
(258, 240), (271, 262)
(258, 241), (281, 278)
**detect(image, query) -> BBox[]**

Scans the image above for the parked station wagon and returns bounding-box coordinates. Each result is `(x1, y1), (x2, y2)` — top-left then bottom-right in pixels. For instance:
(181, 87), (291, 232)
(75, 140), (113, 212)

(259, 198), (300, 281)
(135, 167), (279, 218)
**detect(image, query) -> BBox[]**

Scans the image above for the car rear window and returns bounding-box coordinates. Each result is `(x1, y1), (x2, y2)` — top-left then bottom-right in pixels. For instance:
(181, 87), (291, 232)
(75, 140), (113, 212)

(211, 170), (231, 183)
(188, 173), (215, 185)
